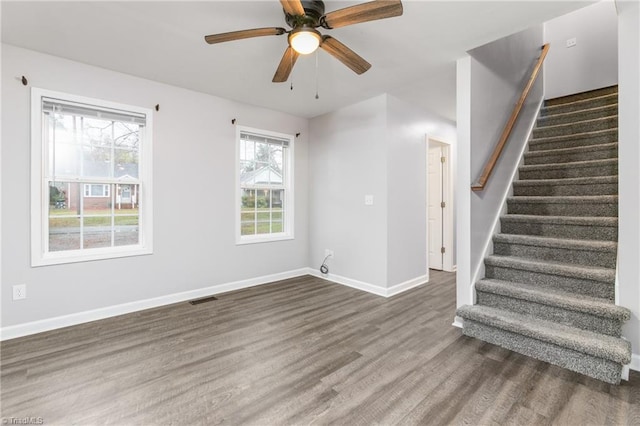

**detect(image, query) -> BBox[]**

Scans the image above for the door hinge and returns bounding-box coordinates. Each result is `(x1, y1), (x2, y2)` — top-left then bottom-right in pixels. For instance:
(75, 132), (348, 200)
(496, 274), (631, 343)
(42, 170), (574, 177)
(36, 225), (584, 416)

(441, 201), (446, 208)
(441, 247), (446, 254)
(441, 156), (446, 163)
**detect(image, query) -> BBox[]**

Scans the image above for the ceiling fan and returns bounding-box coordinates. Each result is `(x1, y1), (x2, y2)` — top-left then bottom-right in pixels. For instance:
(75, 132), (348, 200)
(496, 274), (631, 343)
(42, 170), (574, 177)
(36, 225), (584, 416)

(204, 0), (403, 83)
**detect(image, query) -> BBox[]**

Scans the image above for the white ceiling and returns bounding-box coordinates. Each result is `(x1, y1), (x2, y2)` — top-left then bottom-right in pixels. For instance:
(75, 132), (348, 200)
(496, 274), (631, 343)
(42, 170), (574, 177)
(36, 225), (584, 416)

(1, 1), (595, 120)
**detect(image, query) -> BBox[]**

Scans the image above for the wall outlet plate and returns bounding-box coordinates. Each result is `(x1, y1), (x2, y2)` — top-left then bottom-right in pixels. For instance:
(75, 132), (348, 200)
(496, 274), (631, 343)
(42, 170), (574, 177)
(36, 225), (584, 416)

(364, 195), (374, 205)
(566, 37), (577, 48)
(13, 284), (26, 300)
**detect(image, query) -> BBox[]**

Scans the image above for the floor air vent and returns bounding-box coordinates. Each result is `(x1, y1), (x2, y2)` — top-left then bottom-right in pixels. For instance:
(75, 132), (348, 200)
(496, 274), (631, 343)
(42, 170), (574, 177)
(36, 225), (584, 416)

(188, 295), (218, 305)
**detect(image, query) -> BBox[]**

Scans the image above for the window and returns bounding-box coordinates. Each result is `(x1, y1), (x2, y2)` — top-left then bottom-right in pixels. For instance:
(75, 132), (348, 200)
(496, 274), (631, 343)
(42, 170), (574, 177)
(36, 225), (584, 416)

(237, 126), (294, 244)
(31, 88), (153, 266)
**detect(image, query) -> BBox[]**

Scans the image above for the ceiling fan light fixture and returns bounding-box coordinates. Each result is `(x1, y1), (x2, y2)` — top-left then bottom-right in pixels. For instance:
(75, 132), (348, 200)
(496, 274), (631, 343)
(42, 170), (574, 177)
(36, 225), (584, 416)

(289, 28), (321, 55)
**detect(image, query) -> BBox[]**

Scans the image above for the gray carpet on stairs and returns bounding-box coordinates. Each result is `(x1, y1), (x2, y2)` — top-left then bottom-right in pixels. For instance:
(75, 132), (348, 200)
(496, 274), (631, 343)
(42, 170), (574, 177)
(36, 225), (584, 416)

(456, 85), (632, 385)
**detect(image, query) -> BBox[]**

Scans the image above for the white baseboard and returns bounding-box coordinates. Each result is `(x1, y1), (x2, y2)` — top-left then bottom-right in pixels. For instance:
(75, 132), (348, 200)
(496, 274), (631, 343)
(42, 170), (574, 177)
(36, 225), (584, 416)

(387, 275), (428, 297)
(306, 268), (427, 298)
(629, 353), (640, 373)
(306, 268), (387, 297)
(0, 268), (310, 341)
(452, 316), (463, 328)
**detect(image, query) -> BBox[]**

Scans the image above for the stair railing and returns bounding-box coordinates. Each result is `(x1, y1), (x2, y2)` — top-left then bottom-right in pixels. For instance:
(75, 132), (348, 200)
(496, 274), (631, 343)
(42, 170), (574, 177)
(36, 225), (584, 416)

(471, 43), (550, 191)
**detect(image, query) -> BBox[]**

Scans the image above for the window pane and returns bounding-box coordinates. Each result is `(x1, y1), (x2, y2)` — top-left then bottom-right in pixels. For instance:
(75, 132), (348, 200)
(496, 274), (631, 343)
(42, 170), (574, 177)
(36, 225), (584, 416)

(83, 146), (112, 178)
(115, 215), (139, 247)
(241, 222), (256, 236)
(241, 189), (256, 236)
(240, 139), (254, 162)
(83, 216), (112, 249)
(114, 184), (140, 246)
(49, 217), (80, 252)
(113, 122), (140, 150)
(255, 142), (269, 162)
(273, 189), (284, 233)
(241, 189), (256, 209)
(114, 148), (139, 178)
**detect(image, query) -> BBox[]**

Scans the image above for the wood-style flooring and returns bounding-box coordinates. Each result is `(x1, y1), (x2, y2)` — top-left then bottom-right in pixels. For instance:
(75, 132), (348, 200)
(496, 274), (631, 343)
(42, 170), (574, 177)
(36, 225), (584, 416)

(1, 271), (639, 425)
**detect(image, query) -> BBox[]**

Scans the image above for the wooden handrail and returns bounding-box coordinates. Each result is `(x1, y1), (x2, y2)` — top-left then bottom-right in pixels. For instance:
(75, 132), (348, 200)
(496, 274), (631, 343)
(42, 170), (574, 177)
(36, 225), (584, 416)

(471, 43), (550, 191)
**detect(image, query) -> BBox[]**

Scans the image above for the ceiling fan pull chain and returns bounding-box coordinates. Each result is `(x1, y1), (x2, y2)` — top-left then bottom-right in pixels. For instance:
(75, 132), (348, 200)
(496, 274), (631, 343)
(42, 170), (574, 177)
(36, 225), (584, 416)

(315, 50), (320, 100)
(290, 49), (294, 91)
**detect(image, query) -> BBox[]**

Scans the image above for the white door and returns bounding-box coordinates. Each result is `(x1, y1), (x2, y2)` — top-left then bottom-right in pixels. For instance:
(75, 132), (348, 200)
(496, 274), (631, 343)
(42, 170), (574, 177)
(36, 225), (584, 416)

(428, 144), (444, 270)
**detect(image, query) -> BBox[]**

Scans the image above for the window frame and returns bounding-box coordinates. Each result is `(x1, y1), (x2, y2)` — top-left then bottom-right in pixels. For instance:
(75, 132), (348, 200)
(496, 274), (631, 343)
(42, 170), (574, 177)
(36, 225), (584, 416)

(30, 87), (153, 266)
(235, 125), (294, 245)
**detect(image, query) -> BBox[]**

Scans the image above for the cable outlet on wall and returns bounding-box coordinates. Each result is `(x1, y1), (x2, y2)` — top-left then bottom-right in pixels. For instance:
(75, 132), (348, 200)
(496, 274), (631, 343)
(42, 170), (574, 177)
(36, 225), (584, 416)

(566, 37), (577, 48)
(324, 249), (334, 258)
(13, 284), (26, 300)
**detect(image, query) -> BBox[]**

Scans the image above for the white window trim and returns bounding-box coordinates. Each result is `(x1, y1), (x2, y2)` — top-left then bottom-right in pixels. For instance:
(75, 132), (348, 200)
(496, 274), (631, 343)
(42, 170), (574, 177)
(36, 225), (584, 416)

(30, 87), (154, 266)
(235, 125), (294, 245)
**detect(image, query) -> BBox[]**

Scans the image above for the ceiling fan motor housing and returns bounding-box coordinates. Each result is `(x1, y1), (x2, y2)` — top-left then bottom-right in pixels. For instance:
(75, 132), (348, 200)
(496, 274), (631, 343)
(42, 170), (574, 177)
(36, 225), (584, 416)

(285, 0), (325, 27)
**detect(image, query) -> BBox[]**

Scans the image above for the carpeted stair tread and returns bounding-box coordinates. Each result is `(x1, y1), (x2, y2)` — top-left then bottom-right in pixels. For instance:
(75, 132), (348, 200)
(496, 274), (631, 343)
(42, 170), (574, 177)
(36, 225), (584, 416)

(532, 116), (617, 139)
(500, 214), (617, 241)
(544, 86), (618, 106)
(484, 255), (615, 283)
(541, 93), (618, 117)
(528, 128), (617, 151)
(537, 104), (618, 127)
(512, 176), (618, 196)
(507, 195), (618, 204)
(524, 142), (617, 161)
(506, 195), (617, 217)
(513, 175), (618, 187)
(475, 279), (630, 321)
(456, 305), (631, 365)
(501, 214), (617, 226)
(519, 158), (617, 172)
(492, 233), (617, 253)
(493, 233), (617, 269)
(519, 158), (617, 180)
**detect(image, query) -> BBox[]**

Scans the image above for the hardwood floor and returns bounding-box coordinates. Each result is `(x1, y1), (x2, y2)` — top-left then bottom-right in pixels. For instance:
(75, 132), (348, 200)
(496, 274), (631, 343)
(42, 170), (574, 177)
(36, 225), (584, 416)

(1, 271), (638, 425)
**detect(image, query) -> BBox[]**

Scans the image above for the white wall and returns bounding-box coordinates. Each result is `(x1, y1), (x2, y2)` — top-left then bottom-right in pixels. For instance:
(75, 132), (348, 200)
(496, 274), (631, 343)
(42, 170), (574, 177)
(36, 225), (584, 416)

(457, 26), (545, 309)
(469, 26), (545, 286)
(544, 1), (618, 99)
(616, 0), (640, 370)
(1, 44), (309, 328)
(386, 95), (456, 285)
(309, 94), (456, 291)
(308, 95), (389, 289)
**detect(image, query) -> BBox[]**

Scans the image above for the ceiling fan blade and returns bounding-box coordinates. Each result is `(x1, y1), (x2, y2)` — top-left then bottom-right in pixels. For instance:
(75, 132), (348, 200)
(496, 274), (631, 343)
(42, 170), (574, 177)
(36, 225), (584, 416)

(280, 0), (305, 16)
(273, 46), (300, 82)
(320, 36), (371, 75)
(321, 0), (403, 29)
(204, 27), (286, 44)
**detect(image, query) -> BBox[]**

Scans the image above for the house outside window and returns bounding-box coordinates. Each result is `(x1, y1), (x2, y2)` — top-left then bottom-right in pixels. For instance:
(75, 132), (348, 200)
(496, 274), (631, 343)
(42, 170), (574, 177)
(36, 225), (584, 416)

(237, 126), (294, 244)
(31, 88), (153, 266)
(84, 184), (110, 198)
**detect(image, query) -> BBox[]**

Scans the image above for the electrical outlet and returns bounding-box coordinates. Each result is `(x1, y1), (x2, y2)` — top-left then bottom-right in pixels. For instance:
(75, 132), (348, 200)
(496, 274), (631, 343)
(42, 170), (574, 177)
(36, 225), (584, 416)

(324, 249), (334, 258)
(566, 37), (577, 48)
(364, 195), (374, 205)
(13, 284), (26, 300)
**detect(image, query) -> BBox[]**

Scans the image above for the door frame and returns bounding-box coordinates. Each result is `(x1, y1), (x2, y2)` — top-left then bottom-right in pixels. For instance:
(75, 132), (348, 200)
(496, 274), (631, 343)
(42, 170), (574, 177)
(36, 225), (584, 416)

(427, 136), (455, 273)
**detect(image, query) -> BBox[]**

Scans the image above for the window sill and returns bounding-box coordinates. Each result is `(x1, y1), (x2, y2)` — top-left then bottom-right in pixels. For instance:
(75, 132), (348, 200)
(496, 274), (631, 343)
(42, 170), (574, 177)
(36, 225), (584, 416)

(236, 234), (294, 246)
(32, 246), (153, 267)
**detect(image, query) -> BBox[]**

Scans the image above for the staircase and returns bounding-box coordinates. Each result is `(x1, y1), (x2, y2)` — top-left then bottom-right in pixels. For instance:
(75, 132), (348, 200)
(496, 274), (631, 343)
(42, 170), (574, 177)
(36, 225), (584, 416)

(457, 86), (632, 384)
